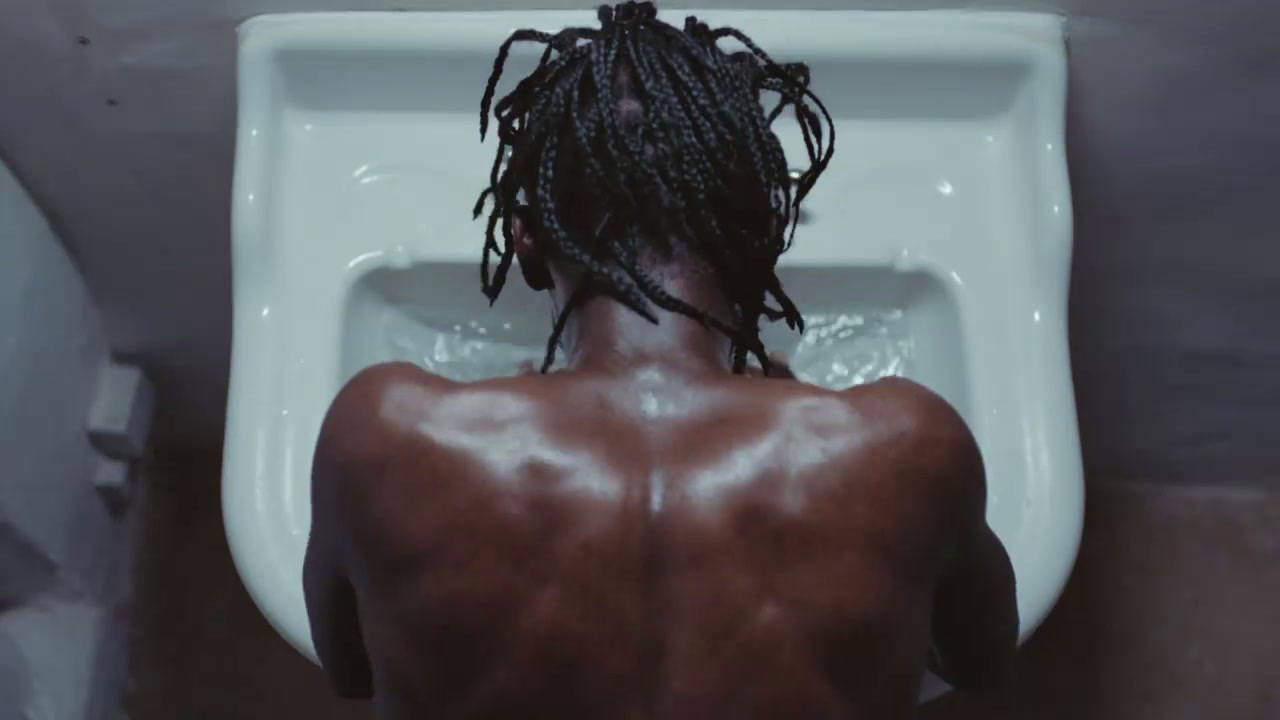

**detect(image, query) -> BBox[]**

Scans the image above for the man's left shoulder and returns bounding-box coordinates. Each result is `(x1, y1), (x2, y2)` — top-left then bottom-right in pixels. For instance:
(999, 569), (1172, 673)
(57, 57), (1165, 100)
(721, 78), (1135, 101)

(842, 377), (986, 506)
(850, 378), (969, 435)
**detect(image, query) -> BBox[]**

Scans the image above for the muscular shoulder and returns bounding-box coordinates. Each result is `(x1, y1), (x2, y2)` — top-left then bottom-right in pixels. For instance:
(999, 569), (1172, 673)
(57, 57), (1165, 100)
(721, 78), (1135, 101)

(315, 362), (452, 467)
(313, 363), (557, 483)
(838, 377), (987, 518)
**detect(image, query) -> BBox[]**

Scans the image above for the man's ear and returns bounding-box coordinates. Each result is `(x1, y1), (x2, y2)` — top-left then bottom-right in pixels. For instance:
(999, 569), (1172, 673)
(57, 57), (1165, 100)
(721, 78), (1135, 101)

(512, 210), (554, 291)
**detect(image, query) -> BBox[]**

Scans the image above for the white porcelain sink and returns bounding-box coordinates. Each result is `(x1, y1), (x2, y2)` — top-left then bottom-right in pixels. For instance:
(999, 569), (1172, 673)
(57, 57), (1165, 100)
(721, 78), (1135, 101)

(226, 9), (1081, 698)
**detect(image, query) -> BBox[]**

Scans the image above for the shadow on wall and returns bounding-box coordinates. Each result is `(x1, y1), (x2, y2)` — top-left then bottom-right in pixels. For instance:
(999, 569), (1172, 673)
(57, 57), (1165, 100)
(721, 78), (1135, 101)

(925, 482), (1280, 719)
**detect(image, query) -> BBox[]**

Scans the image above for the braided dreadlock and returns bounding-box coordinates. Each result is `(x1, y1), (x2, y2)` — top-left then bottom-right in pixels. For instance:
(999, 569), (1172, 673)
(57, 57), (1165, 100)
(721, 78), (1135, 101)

(475, 1), (835, 372)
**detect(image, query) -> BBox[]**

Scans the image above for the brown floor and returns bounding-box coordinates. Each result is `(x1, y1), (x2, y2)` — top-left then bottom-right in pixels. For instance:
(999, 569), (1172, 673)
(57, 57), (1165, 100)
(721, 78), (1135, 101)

(125, 452), (1280, 720)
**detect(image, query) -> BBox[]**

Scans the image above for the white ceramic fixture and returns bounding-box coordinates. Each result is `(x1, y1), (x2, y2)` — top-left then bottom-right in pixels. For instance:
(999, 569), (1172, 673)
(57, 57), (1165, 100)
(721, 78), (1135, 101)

(225, 9), (1082, 699)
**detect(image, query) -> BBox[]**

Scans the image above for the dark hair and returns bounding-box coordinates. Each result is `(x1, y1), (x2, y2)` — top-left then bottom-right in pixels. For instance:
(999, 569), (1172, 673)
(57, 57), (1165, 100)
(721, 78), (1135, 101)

(474, 1), (834, 372)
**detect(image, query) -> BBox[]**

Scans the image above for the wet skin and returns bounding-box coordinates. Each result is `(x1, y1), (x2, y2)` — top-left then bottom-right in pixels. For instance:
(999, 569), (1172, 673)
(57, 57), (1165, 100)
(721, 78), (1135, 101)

(305, 238), (1016, 719)
(305, 355), (1015, 717)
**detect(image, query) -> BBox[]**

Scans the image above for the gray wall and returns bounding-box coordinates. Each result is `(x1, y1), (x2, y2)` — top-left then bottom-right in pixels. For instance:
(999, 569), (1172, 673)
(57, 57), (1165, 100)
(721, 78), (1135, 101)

(0, 162), (114, 604)
(0, 0), (1275, 481)
(0, 161), (133, 719)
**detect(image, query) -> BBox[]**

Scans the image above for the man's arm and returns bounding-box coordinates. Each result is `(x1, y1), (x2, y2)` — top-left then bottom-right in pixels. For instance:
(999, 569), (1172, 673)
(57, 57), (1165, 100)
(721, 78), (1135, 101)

(303, 366), (412, 698)
(302, 535), (374, 698)
(931, 522), (1018, 689)
(922, 393), (1018, 690)
(864, 378), (1018, 690)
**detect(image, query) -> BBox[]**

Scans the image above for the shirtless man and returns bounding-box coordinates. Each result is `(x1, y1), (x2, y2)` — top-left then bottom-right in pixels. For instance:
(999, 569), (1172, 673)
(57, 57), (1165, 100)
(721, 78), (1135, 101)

(304, 4), (1016, 718)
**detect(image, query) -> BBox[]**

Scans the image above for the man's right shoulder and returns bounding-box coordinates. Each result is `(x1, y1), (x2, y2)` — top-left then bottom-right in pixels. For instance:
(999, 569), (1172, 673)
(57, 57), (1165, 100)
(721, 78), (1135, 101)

(314, 362), (454, 476)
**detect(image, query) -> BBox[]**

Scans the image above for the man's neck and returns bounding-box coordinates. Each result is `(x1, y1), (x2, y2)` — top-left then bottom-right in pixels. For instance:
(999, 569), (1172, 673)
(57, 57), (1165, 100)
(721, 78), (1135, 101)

(558, 281), (734, 377)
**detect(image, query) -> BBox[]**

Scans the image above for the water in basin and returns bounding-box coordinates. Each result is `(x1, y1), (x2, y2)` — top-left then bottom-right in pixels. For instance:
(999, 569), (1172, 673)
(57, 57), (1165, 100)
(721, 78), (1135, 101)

(360, 302), (910, 388)
(342, 263), (964, 414)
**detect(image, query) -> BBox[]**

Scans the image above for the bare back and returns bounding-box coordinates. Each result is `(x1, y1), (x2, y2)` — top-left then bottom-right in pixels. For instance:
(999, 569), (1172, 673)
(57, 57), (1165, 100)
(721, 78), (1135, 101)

(305, 362), (1016, 720)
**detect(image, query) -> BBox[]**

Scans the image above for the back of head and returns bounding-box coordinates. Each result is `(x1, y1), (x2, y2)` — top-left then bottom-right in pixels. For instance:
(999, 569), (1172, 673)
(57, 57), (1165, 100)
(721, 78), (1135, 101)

(475, 1), (835, 371)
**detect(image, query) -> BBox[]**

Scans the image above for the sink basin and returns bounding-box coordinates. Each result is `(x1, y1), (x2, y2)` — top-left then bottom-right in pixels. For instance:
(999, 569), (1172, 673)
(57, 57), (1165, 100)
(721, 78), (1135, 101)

(225, 9), (1081, 697)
